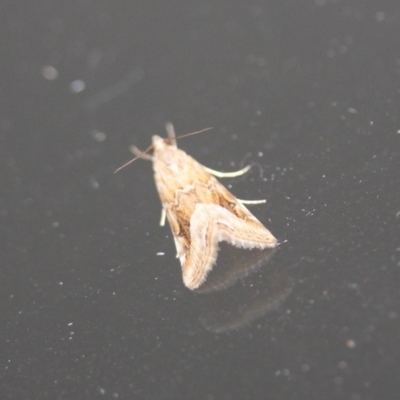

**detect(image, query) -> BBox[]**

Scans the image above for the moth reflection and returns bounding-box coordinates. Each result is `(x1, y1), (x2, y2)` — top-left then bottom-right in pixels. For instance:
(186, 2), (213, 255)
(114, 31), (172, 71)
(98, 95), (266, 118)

(193, 243), (293, 334)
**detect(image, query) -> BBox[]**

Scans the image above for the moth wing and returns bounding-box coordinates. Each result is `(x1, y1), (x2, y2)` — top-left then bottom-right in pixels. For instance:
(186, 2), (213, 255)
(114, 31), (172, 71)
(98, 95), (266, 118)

(182, 202), (277, 290)
(164, 205), (190, 265)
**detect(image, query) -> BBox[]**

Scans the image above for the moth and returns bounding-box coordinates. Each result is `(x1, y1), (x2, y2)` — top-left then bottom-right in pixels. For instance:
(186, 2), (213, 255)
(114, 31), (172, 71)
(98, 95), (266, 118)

(116, 123), (278, 290)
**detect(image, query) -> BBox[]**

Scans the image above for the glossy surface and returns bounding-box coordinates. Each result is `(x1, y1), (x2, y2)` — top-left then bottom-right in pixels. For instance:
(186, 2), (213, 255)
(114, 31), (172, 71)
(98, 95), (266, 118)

(2, 1), (399, 399)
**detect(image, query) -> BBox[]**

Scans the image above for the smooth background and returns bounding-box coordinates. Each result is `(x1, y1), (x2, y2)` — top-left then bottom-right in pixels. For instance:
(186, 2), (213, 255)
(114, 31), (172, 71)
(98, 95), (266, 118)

(2, 1), (399, 399)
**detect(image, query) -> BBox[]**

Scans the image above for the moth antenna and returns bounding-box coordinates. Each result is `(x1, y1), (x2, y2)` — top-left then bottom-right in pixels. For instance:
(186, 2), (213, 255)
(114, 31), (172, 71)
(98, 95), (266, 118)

(163, 127), (213, 144)
(115, 126), (213, 173)
(114, 144), (154, 173)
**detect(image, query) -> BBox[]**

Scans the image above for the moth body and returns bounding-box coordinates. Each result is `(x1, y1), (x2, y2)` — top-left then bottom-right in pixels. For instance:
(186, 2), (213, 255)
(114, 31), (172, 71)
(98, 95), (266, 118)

(124, 125), (278, 290)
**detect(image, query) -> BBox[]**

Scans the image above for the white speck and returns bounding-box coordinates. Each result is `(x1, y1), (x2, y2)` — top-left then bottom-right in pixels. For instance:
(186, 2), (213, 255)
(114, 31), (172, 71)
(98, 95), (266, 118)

(91, 130), (107, 142)
(67, 322), (73, 326)
(301, 364), (310, 372)
(156, 252), (165, 256)
(70, 79), (86, 93)
(59, 282), (63, 286)
(42, 65), (59, 80)
(52, 221), (59, 228)
(98, 387), (106, 395)
(89, 176), (100, 189)
(347, 107), (358, 114)
(348, 283), (359, 290)
(376, 11), (385, 21)
(257, 151), (263, 157)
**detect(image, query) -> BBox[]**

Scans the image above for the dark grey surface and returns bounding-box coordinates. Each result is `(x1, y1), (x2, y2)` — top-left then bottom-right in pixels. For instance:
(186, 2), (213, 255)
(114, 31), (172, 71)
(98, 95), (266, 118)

(2, 1), (400, 399)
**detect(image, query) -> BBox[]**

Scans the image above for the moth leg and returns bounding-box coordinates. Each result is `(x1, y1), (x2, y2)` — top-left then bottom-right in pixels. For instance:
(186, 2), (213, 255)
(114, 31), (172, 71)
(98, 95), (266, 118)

(165, 122), (177, 147)
(129, 145), (153, 160)
(237, 199), (266, 205)
(159, 208), (166, 226)
(206, 166), (265, 202)
(205, 165), (251, 178)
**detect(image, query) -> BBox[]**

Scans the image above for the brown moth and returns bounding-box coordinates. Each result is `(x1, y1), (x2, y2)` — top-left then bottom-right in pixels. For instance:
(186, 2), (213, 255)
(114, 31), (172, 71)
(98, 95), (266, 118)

(116, 123), (278, 290)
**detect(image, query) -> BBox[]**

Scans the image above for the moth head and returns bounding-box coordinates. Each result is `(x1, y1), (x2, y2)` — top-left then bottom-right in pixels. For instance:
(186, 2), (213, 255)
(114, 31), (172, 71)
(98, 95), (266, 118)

(152, 135), (170, 151)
